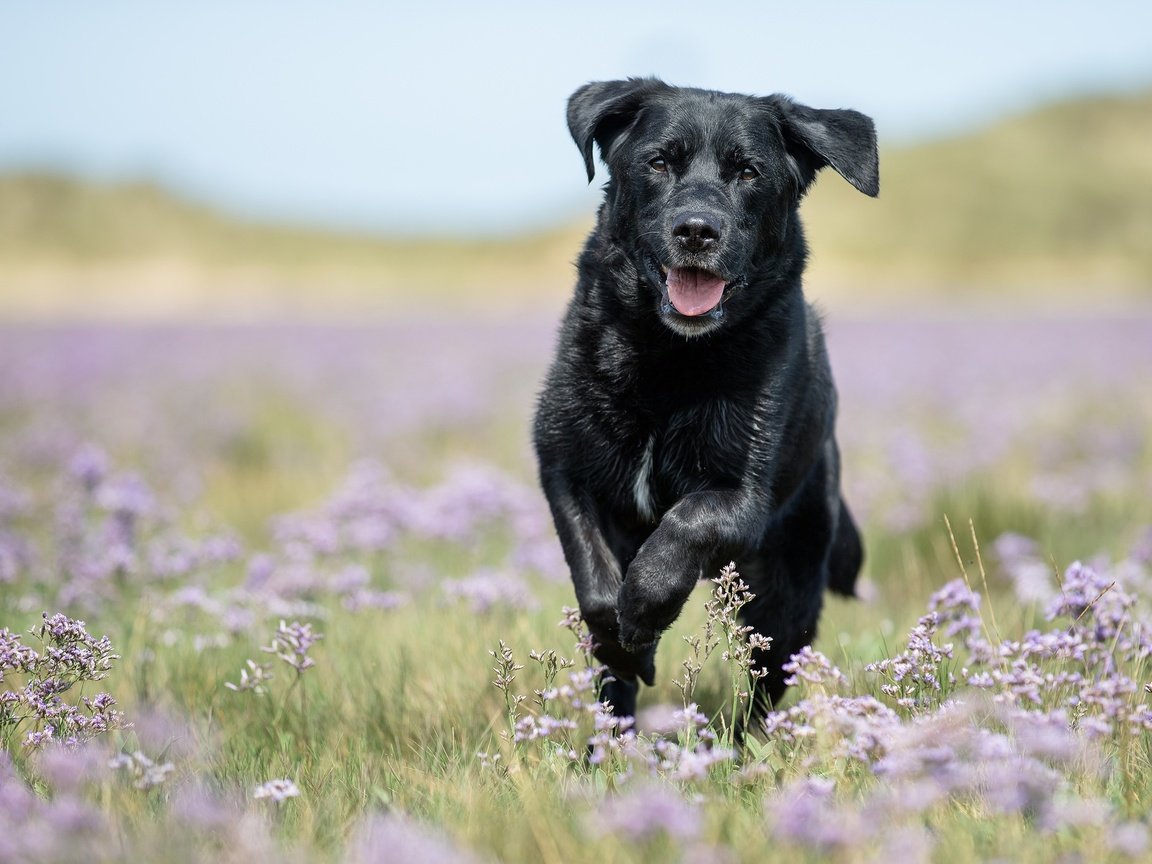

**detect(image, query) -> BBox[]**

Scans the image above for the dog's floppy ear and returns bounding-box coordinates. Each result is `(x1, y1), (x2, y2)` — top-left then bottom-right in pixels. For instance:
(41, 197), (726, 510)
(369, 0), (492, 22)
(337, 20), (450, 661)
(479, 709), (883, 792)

(771, 97), (879, 198)
(568, 77), (670, 182)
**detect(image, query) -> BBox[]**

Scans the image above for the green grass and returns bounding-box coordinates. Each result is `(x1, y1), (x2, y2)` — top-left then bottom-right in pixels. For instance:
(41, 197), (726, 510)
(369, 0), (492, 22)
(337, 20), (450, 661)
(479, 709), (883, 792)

(86, 569), (1145, 862)
(2, 319), (1151, 860)
(6, 446), (1151, 861)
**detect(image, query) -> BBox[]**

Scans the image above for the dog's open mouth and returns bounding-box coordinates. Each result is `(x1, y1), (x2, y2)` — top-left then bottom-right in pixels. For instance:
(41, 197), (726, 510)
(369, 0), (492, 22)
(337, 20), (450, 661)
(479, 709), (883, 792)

(650, 258), (729, 319)
(662, 266), (726, 316)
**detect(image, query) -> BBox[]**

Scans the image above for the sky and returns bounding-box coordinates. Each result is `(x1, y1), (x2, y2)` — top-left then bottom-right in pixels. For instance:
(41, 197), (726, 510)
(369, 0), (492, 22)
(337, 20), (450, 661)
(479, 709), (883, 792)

(2, 1), (1151, 235)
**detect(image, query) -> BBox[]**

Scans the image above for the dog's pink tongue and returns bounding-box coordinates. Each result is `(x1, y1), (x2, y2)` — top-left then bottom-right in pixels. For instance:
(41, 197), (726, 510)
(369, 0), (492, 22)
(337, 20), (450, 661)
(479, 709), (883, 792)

(666, 267), (725, 316)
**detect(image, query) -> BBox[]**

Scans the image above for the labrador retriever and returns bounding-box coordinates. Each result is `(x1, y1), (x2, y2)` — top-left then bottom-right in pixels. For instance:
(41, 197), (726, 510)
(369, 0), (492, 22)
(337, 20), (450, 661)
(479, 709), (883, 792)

(534, 77), (877, 719)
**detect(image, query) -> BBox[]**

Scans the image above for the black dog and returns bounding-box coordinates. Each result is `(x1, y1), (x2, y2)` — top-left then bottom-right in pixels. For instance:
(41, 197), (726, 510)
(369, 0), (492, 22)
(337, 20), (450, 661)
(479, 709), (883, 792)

(533, 78), (877, 720)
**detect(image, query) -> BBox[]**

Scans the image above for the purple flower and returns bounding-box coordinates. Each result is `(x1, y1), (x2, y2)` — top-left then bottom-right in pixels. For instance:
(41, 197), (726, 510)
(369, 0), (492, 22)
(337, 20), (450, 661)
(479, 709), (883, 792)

(668, 745), (734, 781)
(593, 784), (702, 842)
(342, 588), (409, 612)
(993, 532), (1040, 563)
(170, 780), (237, 830)
(442, 569), (538, 614)
(32, 742), (105, 793)
(876, 825), (935, 864)
(1130, 527), (1152, 566)
(224, 659), (274, 695)
(1007, 710), (1081, 764)
(348, 812), (487, 864)
(762, 694), (900, 765)
(1, 626), (38, 672)
(1046, 561), (1135, 651)
(1038, 795), (1111, 833)
(512, 712), (578, 743)
(245, 553), (277, 589)
(928, 578), (984, 644)
(865, 611), (954, 710)
(0, 527), (30, 584)
(782, 646), (847, 690)
(108, 750), (175, 790)
(1109, 822), (1151, 858)
(67, 444), (109, 492)
(95, 473), (155, 542)
(252, 778), (300, 803)
(3, 613), (126, 749)
(769, 777), (869, 851)
(637, 702), (708, 736)
(979, 755), (1060, 818)
(261, 619), (322, 674)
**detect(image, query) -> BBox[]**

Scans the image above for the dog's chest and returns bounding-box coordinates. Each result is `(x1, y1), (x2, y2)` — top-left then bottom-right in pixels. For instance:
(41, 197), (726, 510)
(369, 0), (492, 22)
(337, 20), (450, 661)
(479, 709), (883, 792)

(625, 400), (755, 521)
(631, 435), (657, 521)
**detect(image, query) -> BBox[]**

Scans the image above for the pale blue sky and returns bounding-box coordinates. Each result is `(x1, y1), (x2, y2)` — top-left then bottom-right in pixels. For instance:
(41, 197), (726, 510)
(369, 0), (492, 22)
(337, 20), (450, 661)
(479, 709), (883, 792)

(2, 1), (1150, 234)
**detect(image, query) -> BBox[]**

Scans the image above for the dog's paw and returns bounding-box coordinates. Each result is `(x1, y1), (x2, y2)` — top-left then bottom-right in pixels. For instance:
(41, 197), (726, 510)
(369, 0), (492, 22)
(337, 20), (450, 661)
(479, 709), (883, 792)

(616, 611), (659, 654)
(616, 544), (698, 654)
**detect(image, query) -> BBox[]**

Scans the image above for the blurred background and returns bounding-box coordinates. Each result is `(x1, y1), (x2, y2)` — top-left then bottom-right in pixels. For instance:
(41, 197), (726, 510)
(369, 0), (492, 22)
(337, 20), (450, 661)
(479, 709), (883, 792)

(2, 0), (1151, 319)
(3, 7), (1152, 857)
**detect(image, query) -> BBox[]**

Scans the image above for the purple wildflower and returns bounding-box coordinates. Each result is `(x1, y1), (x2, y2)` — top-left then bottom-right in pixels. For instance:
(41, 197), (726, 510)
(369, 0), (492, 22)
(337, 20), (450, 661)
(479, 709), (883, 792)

(782, 646), (847, 690)
(512, 712), (578, 743)
(1038, 795), (1112, 833)
(108, 750), (176, 790)
(667, 744), (735, 781)
(0, 747), (110, 861)
(252, 778), (300, 803)
(594, 784), (702, 842)
(1130, 527), (1152, 566)
(170, 780), (238, 830)
(0, 526), (29, 585)
(32, 742), (106, 793)
(585, 704), (635, 767)
(67, 444), (109, 493)
(1109, 822), (1151, 858)
(637, 702), (710, 737)
(1047, 561), (1136, 658)
(762, 693), (900, 765)
(993, 532), (1040, 564)
(347, 812), (487, 864)
(769, 777), (869, 852)
(261, 619), (322, 674)
(876, 825), (935, 864)
(95, 472), (155, 542)
(224, 659), (274, 695)
(442, 569), (538, 614)
(928, 578), (987, 650)
(865, 611), (954, 710)
(342, 588), (409, 612)
(2, 613), (126, 749)
(1006, 709), (1082, 764)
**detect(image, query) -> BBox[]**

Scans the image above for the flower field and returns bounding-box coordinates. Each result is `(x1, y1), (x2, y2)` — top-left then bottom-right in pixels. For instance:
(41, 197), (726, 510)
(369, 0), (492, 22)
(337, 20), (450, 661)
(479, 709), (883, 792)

(1, 312), (1151, 863)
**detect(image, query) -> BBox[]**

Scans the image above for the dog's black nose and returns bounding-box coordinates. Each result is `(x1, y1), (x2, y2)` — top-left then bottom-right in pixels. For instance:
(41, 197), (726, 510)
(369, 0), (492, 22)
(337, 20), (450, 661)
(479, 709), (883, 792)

(671, 212), (721, 253)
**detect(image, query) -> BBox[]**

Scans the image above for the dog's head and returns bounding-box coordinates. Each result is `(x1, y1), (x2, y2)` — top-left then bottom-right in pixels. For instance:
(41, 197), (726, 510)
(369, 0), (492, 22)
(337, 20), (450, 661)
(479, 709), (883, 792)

(569, 78), (878, 336)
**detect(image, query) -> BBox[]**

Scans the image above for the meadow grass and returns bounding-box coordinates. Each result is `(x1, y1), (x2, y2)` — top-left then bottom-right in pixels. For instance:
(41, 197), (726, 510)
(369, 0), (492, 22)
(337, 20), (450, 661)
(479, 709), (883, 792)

(1, 317), (1151, 862)
(5, 454), (1152, 862)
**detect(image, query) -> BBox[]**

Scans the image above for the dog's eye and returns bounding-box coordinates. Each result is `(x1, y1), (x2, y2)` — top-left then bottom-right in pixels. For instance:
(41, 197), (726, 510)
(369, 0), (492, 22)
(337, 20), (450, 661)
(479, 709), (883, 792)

(649, 157), (668, 173)
(738, 166), (759, 181)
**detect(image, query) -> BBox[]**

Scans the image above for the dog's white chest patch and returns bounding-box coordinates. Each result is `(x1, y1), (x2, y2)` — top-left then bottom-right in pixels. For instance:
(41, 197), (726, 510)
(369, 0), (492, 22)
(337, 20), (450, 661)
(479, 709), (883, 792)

(632, 436), (656, 521)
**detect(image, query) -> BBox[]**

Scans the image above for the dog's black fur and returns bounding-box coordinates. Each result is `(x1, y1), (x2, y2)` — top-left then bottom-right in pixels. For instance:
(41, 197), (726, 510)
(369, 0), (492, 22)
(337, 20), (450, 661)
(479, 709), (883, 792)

(533, 78), (877, 720)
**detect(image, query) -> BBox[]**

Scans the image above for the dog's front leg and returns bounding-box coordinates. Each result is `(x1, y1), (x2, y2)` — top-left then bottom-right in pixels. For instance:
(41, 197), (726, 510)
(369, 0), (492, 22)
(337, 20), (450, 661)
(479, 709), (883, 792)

(617, 489), (766, 650)
(540, 474), (657, 696)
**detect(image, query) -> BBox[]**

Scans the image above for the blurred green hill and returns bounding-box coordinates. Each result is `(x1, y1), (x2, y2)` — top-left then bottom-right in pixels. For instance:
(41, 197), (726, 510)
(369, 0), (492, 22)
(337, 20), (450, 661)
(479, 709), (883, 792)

(1, 88), (1149, 318)
(802, 88), (1152, 302)
(0, 176), (582, 317)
